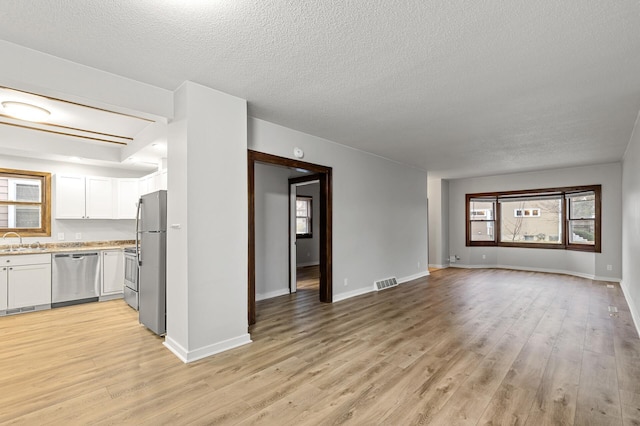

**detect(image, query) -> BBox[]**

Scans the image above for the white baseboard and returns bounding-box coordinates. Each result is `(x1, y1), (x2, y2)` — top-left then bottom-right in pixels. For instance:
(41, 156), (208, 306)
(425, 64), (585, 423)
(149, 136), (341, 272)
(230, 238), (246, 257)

(620, 280), (640, 338)
(297, 261), (320, 268)
(333, 270), (431, 303)
(164, 333), (252, 364)
(333, 286), (374, 303)
(448, 263), (621, 283)
(398, 270), (430, 284)
(256, 288), (290, 301)
(428, 264), (449, 269)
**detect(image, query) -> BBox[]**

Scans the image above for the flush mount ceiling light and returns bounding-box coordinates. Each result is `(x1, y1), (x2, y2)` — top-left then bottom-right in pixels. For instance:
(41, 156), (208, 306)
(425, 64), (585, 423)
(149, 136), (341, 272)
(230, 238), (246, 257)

(1, 101), (51, 122)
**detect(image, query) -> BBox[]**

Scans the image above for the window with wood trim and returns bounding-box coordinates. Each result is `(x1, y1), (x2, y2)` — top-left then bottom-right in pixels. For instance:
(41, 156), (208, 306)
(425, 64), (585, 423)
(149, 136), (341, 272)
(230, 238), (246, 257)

(0, 168), (51, 237)
(296, 196), (312, 238)
(466, 185), (601, 252)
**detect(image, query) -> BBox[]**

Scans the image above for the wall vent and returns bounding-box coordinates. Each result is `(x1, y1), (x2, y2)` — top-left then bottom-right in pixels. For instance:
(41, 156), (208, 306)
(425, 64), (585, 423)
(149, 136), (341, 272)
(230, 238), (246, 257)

(374, 277), (398, 291)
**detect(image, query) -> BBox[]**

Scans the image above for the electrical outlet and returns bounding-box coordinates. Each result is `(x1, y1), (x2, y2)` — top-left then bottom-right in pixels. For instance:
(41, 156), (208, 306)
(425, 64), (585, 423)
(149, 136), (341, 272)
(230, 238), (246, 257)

(417, 261), (421, 268)
(75, 233), (82, 240)
(482, 254), (486, 259)
(57, 233), (64, 241)
(607, 264), (612, 271)
(344, 278), (348, 287)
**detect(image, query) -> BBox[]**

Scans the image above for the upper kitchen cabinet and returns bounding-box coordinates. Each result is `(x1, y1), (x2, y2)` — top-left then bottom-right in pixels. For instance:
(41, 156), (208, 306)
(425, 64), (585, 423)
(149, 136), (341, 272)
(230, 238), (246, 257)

(116, 179), (139, 219)
(56, 175), (114, 219)
(139, 169), (167, 196)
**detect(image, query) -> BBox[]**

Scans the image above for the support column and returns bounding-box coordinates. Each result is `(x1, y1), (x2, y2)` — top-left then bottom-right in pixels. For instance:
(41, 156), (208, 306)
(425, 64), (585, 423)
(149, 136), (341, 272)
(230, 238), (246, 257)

(164, 81), (250, 362)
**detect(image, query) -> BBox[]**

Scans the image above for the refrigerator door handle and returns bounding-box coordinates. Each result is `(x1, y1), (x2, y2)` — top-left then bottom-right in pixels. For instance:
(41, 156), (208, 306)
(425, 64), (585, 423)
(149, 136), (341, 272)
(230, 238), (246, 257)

(135, 198), (142, 267)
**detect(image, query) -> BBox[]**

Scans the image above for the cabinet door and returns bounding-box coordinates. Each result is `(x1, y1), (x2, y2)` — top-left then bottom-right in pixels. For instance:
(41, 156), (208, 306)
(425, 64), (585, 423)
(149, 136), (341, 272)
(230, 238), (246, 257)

(102, 251), (124, 295)
(56, 175), (86, 218)
(117, 179), (140, 219)
(139, 175), (151, 197)
(0, 268), (7, 311)
(7, 264), (52, 309)
(86, 177), (114, 219)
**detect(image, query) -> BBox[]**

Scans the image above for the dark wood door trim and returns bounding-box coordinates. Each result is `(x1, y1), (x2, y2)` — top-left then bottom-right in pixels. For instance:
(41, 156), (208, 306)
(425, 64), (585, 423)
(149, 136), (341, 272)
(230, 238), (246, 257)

(248, 150), (333, 325)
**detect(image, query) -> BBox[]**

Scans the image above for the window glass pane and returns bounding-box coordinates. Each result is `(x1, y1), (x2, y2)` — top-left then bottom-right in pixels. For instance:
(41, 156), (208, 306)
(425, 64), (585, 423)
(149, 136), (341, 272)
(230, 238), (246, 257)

(1, 205), (41, 229)
(471, 221), (495, 241)
(470, 200), (494, 220)
(500, 199), (562, 244)
(296, 200), (308, 216)
(569, 220), (595, 245)
(16, 183), (41, 202)
(0, 177), (41, 202)
(569, 194), (595, 219)
(296, 218), (309, 234)
(0, 205), (7, 227)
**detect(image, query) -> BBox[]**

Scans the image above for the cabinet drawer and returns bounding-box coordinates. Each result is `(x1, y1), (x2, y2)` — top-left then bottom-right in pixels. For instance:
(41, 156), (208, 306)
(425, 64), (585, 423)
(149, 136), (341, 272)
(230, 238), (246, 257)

(0, 253), (51, 266)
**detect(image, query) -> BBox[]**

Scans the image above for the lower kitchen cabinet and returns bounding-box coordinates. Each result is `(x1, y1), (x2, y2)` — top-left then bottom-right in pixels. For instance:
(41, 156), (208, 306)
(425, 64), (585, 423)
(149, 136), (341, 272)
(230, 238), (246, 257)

(102, 250), (124, 296)
(8, 264), (52, 309)
(0, 266), (7, 311)
(0, 254), (52, 312)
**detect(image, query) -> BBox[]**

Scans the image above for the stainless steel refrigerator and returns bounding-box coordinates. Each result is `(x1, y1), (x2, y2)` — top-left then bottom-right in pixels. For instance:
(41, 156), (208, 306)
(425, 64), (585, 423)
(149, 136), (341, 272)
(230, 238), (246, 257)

(136, 190), (167, 336)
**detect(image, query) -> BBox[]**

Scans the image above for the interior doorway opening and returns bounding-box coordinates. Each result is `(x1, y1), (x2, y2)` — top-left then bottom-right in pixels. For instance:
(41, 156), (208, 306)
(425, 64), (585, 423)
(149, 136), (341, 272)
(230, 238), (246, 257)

(290, 176), (321, 294)
(248, 150), (332, 326)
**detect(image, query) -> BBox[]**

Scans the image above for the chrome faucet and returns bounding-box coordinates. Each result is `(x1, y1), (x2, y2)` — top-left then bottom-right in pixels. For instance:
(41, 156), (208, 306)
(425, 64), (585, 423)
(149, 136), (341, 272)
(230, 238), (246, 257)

(2, 232), (22, 251)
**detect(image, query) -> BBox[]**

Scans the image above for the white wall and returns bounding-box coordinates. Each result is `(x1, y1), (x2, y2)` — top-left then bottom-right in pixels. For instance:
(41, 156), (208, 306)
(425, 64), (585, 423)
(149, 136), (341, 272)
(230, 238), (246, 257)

(622, 112), (640, 333)
(295, 181), (320, 267)
(448, 163), (622, 281)
(428, 177), (449, 268)
(0, 154), (144, 244)
(165, 81), (250, 363)
(249, 118), (429, 301)
(254, 163), (291, 300)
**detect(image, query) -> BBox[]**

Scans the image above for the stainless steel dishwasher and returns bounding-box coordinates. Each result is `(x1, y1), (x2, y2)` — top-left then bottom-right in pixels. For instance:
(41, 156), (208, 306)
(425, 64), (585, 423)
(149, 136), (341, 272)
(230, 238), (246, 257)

(52, 252), (101, 308)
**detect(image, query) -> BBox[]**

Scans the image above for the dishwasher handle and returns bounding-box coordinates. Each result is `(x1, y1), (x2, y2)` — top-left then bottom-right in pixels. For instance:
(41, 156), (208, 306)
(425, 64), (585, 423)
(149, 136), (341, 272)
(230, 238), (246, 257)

(54, 252), (99, 259)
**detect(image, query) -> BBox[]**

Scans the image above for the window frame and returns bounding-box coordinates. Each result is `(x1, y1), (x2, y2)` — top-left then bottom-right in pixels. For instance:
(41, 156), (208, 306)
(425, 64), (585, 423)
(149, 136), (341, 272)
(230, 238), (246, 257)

(295, 196), (313, 239)
(0, 168), (51, 237)
(465, 185), (601, 253)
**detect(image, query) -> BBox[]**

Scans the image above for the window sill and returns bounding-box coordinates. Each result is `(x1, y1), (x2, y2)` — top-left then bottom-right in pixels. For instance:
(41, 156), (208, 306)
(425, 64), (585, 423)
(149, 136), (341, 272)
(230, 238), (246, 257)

(467, 242), (599, 253)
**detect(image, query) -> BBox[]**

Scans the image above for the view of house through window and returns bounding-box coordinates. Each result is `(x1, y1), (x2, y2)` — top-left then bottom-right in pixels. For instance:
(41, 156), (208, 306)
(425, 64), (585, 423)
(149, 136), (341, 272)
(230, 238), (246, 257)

(466, 185), (600, 252)
(469, 198), (495, 242)
(567, 192), (596, 245)
(0, 169), (51, 236)
(499, 196), (562, 244)
(296, 196), (312, 238)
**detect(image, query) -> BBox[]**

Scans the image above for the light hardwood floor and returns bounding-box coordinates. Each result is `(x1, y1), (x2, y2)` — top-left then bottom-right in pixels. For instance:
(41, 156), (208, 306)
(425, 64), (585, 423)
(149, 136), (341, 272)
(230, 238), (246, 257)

(296, 265), (320, 290)
(2, 268), (640, 425)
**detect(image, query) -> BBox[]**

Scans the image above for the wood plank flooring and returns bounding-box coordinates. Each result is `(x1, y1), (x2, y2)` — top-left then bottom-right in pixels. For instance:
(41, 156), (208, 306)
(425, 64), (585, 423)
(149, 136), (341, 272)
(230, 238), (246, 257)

(1, 268), (639, 425)
(296, 265), (319, 290)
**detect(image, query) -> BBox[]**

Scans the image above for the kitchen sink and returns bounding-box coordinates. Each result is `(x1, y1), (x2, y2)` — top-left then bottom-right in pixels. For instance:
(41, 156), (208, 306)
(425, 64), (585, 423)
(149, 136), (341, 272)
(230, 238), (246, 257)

(0, 247), (46, 253)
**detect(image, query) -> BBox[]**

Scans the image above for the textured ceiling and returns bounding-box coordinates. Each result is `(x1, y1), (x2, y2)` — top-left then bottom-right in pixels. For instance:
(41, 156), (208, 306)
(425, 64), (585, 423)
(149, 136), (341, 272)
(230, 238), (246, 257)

(1, 1), (639, 178)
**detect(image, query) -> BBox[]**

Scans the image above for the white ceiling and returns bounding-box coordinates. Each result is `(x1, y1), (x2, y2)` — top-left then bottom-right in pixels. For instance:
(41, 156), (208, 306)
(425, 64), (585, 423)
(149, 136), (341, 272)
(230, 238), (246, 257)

(0, 1), (639, 178)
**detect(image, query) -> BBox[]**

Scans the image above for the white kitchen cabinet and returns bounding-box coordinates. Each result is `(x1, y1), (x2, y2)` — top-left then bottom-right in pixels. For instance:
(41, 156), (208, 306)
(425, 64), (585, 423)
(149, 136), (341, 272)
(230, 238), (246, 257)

(1, 254), (52, 311)
(0, 265), (7, 312)
(56, 174), (86, 218)
(56, 175), (114, 219)
(85, 177), (114, 218)
(101, 250), (124, 296)
(116, 179), (140, 219)
(139, 174), (152, 197)
(139, 170), (167, 196)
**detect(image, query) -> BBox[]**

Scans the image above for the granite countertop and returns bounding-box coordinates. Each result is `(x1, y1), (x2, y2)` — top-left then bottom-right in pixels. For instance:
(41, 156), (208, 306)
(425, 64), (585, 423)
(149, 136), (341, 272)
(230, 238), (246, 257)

(0, 240), (135, 256)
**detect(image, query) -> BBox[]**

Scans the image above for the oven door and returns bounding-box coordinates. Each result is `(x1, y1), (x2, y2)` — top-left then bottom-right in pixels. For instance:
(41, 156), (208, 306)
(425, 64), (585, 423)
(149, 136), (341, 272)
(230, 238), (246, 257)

(124, 252), (139, 291)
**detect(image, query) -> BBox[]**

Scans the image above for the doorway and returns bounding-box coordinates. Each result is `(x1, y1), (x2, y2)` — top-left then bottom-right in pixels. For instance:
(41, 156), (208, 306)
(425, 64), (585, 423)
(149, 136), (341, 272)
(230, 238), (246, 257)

(247, 150), (332, 325)
(290, 176), (321, 293)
